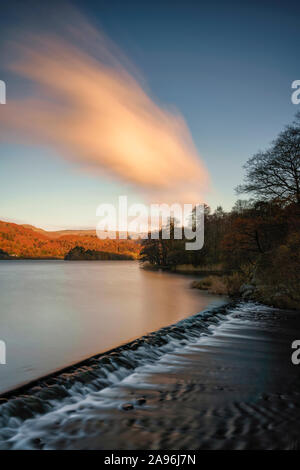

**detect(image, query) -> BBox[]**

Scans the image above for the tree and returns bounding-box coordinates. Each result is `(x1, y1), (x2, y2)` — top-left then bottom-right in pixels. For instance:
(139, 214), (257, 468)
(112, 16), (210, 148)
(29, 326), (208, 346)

(140, 238), (162, 266)
(232, 199), (254, 214)
(236, 113), (300, 205)
(0, 248), (10, 259)
(140, 218), (187, 267)
(222, 200), (289, 270)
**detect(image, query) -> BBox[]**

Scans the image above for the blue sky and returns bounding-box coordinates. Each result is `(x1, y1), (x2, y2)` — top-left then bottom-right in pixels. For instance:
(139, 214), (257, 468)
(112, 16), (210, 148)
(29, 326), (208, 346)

(0, 0), (300, 229)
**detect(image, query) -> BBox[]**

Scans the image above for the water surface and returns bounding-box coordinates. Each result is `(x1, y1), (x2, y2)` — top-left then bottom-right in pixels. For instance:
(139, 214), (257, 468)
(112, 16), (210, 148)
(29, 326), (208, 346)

(0, 260), (225, 394)
(2, 302), (300, 450)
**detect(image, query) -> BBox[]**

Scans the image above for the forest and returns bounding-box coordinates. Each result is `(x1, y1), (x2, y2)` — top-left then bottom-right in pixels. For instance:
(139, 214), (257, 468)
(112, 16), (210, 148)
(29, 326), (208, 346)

(140, 113), (300, 308)
(0, 222), (140, 259)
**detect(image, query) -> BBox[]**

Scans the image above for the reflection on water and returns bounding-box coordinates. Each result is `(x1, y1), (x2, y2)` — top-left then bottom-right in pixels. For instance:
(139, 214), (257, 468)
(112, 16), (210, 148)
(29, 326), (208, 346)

(0, 260), (226, 394)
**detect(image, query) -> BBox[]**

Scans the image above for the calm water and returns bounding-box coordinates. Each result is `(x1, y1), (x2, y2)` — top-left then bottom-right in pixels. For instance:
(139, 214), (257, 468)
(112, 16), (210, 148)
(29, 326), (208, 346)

(0, 260), (226, 394)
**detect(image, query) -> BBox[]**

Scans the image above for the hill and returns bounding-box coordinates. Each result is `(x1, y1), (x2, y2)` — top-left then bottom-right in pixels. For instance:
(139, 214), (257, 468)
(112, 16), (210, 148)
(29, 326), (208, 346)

(0, 221), (141, 259)
(21, 225), (112, 239)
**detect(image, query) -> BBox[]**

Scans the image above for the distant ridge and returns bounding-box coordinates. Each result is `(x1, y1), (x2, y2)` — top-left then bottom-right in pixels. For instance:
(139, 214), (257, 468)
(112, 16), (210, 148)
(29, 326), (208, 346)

(21, 224), (98, 239)
(0, 220), (140, 259)
(21, 224), (131, 239)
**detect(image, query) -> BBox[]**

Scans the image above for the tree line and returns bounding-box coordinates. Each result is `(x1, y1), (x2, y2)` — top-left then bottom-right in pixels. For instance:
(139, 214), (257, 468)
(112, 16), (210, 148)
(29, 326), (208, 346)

(140, 113), (300, 307)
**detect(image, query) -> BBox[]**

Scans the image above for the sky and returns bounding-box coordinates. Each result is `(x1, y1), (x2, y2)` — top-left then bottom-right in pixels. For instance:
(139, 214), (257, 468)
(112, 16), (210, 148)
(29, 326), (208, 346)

(0, 0), (300, 230)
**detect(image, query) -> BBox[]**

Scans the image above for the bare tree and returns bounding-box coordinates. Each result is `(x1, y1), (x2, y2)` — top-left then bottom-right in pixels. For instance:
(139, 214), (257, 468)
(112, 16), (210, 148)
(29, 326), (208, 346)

(236, 113), (300, 205)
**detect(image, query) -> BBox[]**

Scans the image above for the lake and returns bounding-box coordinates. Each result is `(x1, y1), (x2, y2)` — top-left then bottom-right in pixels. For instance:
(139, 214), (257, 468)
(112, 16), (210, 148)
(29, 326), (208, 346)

(0, 260), (226, 394)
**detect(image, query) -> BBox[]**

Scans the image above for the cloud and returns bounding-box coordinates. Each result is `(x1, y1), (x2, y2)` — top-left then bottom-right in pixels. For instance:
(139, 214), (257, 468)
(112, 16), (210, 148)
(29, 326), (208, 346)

(0, 9), (209, 204)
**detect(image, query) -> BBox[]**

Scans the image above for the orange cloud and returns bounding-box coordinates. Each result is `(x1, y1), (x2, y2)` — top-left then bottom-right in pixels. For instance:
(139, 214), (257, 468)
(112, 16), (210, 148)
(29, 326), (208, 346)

(0, 11), (209, 204)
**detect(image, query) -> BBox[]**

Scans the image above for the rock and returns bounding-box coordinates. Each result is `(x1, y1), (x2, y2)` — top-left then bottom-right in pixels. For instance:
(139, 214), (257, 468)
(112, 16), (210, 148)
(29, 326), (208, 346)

(121, 403), (134, 411)
(136, 397), (146, 406)
(239, 283), (256, 299)
(239, 284), (255, 294)
(243, 290), (254, 299)
(190, 280), (199, 288)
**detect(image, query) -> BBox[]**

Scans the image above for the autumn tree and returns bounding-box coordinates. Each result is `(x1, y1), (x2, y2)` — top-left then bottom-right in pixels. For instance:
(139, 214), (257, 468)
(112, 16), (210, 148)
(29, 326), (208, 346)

(140, 217), (186, 267)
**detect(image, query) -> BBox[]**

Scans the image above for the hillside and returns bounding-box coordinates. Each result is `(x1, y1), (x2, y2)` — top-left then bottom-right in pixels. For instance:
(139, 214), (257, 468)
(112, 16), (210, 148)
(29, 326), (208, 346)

(0, 221), (141, 259)
(21, 225), (101, 239)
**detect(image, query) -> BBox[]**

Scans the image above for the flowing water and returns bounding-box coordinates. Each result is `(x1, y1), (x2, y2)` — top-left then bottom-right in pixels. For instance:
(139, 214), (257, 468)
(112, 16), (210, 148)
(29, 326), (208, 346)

(1, 261), (299, 450)
(0, 260), (225, 394)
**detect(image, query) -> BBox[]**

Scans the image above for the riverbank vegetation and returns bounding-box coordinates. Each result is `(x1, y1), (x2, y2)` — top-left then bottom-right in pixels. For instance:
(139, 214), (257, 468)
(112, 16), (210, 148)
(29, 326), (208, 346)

(0, 248), (11, 259)
(141, 113), (300, 309)
(64, 246), (135, 260)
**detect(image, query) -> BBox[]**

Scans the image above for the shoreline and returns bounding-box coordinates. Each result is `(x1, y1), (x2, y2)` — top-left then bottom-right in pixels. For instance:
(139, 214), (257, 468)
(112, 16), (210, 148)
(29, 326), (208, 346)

(191, 275), (299, 310)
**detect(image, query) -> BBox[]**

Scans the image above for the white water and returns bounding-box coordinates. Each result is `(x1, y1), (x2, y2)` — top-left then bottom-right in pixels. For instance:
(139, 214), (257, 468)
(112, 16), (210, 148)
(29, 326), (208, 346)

(0, 301), (233, 449)
(0, 260), (226, 394)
